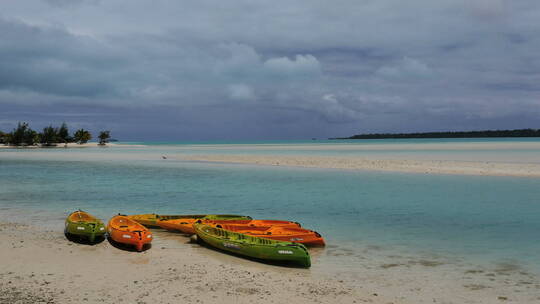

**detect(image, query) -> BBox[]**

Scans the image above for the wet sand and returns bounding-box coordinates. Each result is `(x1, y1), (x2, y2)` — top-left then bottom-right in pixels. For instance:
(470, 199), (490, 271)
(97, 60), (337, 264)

(182, 154), (540, 177)
(3, 140), (540, 177)
(1, 216), (539, 304)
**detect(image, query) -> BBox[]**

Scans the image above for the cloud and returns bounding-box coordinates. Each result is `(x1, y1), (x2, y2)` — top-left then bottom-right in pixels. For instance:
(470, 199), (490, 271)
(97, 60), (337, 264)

(466, 0), (506, 20)
(43, 0), (100, 8)
(263, 55), (321, 77)
(375, 57), (432, 80)
(228, 84), (255, 101)
(1, 1), (540, 139)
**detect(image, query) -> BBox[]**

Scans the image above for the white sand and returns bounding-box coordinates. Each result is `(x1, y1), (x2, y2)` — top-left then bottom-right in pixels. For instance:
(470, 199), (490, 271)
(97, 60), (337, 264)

(0, 142), (146, 149)
(0, 142), (150, 150)
(178, 141), (540, 151)
(3, 140), (540, 176)
(1, 219), (538, 304)
(182, 154), (540, 177)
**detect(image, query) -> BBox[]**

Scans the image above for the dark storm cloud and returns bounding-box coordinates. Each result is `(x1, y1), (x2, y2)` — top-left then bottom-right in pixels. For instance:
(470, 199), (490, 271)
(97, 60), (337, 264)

(0, 18), (127, 97)
(43, 0), (100, 7)
(1, 0), (539, 139)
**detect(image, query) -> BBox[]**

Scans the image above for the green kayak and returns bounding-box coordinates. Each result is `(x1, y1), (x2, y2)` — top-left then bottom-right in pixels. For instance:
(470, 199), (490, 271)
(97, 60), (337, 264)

(194, 223), (311, 268)
(65, 210), (106, 243)
(128, 213), (252, 228)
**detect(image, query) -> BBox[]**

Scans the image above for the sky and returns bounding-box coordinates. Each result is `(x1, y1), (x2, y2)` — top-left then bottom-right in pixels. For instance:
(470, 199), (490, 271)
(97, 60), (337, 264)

(1, 0), (539, 140)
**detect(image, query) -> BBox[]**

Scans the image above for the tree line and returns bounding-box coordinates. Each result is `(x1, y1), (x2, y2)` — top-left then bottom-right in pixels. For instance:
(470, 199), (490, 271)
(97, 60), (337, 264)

(0, 122), (111, 147)
(331, 129), (540, 140)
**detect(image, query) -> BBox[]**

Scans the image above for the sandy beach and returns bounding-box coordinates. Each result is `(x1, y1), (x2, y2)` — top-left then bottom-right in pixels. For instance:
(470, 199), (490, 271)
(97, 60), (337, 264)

(1, 216), (539, 304)
(0, 143), (145, 149)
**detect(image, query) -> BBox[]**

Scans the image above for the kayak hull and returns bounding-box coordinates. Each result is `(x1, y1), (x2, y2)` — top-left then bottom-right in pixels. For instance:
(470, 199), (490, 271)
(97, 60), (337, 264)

(107, 215), (152, 252)
(161, 219), (302, 236)
(205, 219), (301, 229)
(157, 218), (198, 234)
(65, 211), (106, 243)
(194, 223), (311, 268)
(128, 214), (251, 228)
(156, 215), (256, 234)
(212, 224), (325, 246)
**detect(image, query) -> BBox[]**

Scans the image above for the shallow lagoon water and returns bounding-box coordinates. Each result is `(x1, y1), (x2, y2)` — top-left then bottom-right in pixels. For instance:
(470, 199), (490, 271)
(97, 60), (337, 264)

(2, 145), (540, 276)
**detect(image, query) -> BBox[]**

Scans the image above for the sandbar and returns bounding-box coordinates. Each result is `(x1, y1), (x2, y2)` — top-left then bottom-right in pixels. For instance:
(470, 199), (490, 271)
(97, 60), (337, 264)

(182, 154), (540, 177)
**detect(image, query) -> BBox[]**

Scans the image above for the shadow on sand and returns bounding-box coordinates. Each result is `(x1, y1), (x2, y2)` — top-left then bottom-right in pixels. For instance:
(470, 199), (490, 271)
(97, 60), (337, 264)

(64, 232), (106, 245)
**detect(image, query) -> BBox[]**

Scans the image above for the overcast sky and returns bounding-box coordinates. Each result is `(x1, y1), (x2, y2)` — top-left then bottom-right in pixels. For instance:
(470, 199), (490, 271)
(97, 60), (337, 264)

(1, 0), (539, 140)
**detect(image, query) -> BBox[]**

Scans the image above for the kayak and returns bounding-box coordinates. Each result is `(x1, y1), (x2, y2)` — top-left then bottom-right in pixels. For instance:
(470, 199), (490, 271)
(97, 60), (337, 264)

(159, 219), (300, 235)
(65, 210), (106, 243)
(156, 218), (198, 233)
(194, 223), (311, 268)
(107, 215), (152, 251)
(205, 219), (301, 228)
(126, 213), (163, 228)
(128, 213), (251, 228)
(212, 224), (325, 246)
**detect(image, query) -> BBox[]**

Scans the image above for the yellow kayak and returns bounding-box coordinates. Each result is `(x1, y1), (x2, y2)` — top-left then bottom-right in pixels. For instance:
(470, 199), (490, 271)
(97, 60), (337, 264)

(127, 213), (252, 228)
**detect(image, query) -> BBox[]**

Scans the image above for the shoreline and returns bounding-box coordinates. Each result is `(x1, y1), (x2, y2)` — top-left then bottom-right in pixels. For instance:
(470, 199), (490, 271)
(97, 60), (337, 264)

(0, 216), (376, 304)
(2, 140), (540, 176)
(1, 211), (539, 304)
(181, 154), (540, 177)
(0, 142), (146, 149)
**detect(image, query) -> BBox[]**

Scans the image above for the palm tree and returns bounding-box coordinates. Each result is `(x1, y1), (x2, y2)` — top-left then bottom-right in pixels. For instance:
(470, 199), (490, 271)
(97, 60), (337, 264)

(40, 125), (58, 146)
(73, 129), (92, 144)
(10, 122), (36, 146)
(98, 131), (111, 145)
(57, 122), (72, 143)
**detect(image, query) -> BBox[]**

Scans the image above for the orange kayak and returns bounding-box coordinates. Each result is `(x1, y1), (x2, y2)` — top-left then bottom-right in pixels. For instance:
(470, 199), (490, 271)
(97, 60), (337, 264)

(107, 215), (152, 251)
(157, 218), (198, 234)
(158, 219), (301, 235)
(213, 224), (325, 246)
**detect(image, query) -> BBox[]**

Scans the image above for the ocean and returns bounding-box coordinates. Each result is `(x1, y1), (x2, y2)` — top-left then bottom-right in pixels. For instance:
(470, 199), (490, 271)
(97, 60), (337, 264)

(1, 139), (540, 276)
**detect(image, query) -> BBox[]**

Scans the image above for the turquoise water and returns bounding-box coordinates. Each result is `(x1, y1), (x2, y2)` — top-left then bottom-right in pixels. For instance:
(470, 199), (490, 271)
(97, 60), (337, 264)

(121, 138), (540, 163)
(1, 146), (540, 273)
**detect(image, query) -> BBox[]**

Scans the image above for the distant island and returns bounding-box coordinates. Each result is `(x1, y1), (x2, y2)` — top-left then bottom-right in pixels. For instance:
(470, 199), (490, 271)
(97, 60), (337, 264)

(0, 122), (112, 147)
(331, 129), (540, 140)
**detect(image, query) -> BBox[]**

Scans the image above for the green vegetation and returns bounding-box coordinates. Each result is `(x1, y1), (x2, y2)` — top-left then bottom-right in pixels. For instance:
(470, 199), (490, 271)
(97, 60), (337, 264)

(73, 129), (92, 144)
(98, 130), (111, 145)
(40, 125), (59, 146)
(1, 122), (112, 147)
(8, 122), (38, 146)
(57, 122), (72, 143)
(332, 129), (540, 140)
